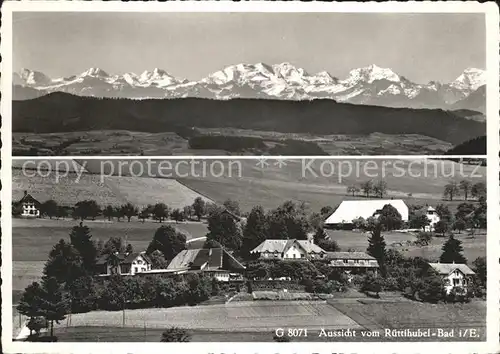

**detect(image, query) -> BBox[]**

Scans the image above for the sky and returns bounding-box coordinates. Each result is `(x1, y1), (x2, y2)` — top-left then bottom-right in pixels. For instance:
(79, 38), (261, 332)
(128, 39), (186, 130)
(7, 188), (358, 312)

(13, 12), (486, 83)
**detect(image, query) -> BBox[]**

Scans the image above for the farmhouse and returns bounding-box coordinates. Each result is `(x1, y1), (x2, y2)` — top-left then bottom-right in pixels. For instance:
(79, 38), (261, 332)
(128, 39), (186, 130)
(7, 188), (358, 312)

(424, 206), (441, 231)
(19, 191), (41, 218)
(324, 199), (409, 229)
(326, 252), (379, 274)
(163, 248), (246, 282)
(250, 239), (327, 260)
(96, 252), (152, 276)
(428, 262), (475, 294)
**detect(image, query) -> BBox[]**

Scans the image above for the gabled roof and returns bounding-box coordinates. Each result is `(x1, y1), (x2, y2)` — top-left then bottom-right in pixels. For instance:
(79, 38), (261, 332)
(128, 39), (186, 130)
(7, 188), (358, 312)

(250, 239), (326, 255)
(428, 263), (475, 275)
(96, 252), (151, 266)
(326, 252), (376, 260)
(19, 192), (40, 205)
(168, 248), (245, 271)
(324, 199), (409, 224)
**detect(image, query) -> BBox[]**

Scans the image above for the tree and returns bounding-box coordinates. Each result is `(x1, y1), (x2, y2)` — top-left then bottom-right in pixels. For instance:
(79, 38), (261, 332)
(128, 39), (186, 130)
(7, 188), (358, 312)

(434, 220), (451, 237)
(453, 218), (467, 233)
(439, 235), (467, 264)
(153, 203), (169, 223)
(366, 221), (387, 276)
(436, 204), (454, 224)
(73, 200), (101, 221)
(320, 205), (335, 217)
(148, 250), (170, 269)
(471, 182), (486, 199)
(38, 276), (69, 337)
(352, 217), (368, 230)
(69, 223), (98, 273)
(266, 201), (311, 240)
(206, 208), (243, 250)
(161, 327), (192, 342)
(121, 203), (138, 222)
(192, 197), (206, 221)
(138, 205), (152, 223)
(373, 180), (388, 199)
(316, 238), (340, 252)
(147, 225), (187, 261)
(27, 317), (47, 337)
(55, 206), (68, 220)
(12, 201), (23, 217)
(17, 282), (44, 336)
(183, 205), (194, 220)
(43, 239), (84, 286)
(361, 273), (383, 297)
(472, 256), (486, 286)
(376, 204), (403, 231)
(67, 275), (97, 313)
(114, 206), (125, 222)
(125, 243), (133, 254)
(41, 200), (58, 219)
(443, 181), (460, 201)
(223, 199), (241, 216)
(418, 275), (445, 303)
(346, 185), (360, 197)
(241, 205), (268, 259)
(409, 206), (430, 230)
(459, 180), (472, 200)
(102, 205), (114, 221)
(171, 209), (185, 223)
(361, 180), (373, 198)
(102, 236), (125, 255)
(415, 232), (433, 246)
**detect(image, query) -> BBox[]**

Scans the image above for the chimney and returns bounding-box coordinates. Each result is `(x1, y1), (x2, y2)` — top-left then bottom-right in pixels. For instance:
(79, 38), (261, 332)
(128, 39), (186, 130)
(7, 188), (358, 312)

(24, 190), (27, 196)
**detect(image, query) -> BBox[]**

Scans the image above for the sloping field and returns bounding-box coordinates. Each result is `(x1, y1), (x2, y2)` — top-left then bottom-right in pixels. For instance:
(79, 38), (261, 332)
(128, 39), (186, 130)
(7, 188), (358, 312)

(79, 158), (486, 212)
(13, 168), (212, 209)
(103, 176), (212, 209)
(54, 301), (361, 332)
(329, 299), (486, 340)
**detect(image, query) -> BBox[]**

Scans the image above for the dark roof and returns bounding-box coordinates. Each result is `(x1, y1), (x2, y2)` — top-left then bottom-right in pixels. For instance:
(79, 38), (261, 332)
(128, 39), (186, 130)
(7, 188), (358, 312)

(96, 252), (150, 266)
(326, 252), (376, 260)
(168, 248), (245, 271)
(19, 193), (40, 205)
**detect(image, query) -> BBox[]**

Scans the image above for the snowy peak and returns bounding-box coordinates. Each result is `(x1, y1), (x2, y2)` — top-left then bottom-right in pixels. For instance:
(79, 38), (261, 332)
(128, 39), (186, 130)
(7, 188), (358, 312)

(344, 64), (400, 84)
(16, 68), (52, 86)
(80, 67), (110, 78)
(451, 67), (486, 91)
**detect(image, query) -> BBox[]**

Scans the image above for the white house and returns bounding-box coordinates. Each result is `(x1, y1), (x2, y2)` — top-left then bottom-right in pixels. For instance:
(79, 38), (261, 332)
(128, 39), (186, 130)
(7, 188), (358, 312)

(424, 206), (441, 231)
(96, 252), (152, 276)
(164, 248), (246, 282)
(428, 262), (475, 294)
(19, 191), (40, 218)
(324, 199), (409, 228)
(250, 239), (327, 260)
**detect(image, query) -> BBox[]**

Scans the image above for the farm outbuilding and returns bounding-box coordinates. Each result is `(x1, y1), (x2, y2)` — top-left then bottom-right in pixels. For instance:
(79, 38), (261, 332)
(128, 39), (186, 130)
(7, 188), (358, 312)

(324, 199), (409, 229)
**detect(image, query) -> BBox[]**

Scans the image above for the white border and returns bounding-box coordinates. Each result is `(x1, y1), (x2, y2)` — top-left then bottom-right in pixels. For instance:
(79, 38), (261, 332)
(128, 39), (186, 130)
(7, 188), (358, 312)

(2, 2), (499, 354)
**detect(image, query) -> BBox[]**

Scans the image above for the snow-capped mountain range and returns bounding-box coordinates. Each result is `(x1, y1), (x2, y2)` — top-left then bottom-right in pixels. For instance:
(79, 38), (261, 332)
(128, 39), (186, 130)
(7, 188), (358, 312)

(13, 63), (486, 112)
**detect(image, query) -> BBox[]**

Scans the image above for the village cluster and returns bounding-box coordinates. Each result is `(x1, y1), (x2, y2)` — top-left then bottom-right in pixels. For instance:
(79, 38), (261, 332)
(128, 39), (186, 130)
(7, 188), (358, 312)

(15, 177), (486, 342)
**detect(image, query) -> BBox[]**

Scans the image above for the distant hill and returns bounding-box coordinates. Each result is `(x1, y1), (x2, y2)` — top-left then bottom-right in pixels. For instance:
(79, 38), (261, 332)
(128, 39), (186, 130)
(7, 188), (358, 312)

(451, 85), (486, 113)
(12, 92), (485, 145)
(446, 135), (486, 155)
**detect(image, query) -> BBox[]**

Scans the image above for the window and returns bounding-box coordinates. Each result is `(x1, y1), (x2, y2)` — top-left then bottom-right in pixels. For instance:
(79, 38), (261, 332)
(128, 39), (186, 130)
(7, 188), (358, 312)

(343, 260), (348, 264)
(453, 278), (460, 286)
(293, 254), (296, 259)
(134, 267), (138, 273)
(354, 260), (359, 264)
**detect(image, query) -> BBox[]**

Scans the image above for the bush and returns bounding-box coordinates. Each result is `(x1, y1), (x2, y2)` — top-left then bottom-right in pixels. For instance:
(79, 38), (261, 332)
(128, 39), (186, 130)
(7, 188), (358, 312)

(415, 232), (433, 246)
(446, 286), (471, 303)
(360, 273), (383, 297)
(27, 316), (48, 336)
(418, 276), (445, 303)
(161, 327), (192, 342)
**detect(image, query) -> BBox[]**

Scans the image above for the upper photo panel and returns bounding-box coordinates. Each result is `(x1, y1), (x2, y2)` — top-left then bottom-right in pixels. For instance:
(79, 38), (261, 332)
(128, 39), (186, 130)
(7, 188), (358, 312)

(11, 12), (488, 156)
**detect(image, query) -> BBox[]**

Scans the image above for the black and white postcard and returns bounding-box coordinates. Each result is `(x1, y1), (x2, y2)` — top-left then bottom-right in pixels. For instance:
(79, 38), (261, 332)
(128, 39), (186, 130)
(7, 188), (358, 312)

(1, 2), (499, 354)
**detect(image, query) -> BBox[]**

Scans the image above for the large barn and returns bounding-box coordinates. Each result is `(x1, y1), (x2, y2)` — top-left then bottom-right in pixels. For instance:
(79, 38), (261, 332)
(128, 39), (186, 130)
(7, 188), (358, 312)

(324, 199), (409, 229)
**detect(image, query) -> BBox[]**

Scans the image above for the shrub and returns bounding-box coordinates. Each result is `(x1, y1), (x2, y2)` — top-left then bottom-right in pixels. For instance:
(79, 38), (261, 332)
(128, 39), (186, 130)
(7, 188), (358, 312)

(161, 327), (192, 342)
(27, 316), (48, 336)
(418, 276), (445, 303)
